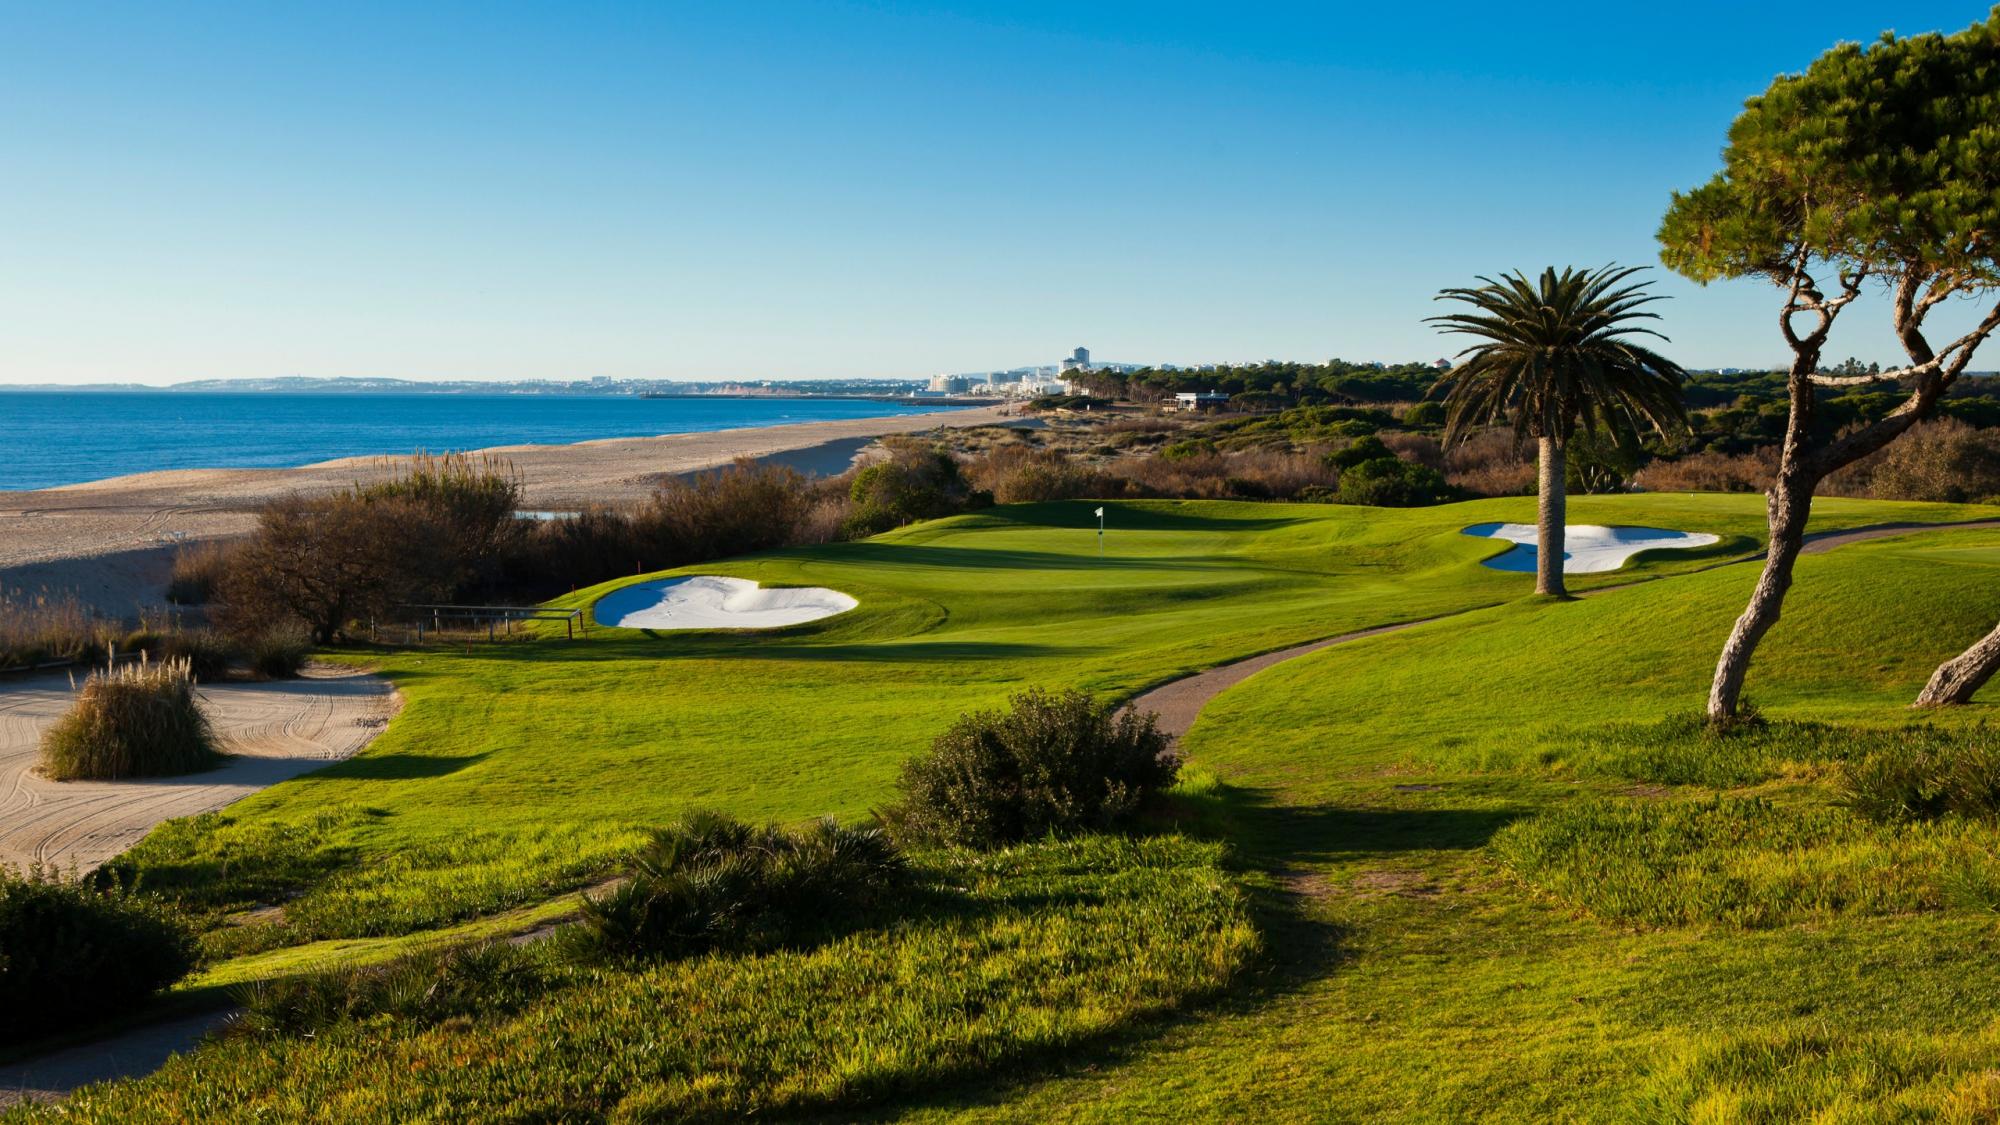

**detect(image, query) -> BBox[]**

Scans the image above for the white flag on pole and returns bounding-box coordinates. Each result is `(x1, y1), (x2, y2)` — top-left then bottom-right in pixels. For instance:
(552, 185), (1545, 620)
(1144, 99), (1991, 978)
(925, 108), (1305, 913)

(1094, 507), (1104, 517)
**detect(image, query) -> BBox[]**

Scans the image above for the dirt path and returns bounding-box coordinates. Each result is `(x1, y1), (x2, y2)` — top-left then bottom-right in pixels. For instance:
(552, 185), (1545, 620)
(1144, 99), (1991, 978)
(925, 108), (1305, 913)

(0, 664), (399, 872)
(1133, 516), (2000, 740)
(0, 1011), (233, 1110)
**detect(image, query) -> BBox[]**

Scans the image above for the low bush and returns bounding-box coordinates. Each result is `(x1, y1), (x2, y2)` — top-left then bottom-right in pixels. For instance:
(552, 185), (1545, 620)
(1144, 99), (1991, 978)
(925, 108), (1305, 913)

(39, 655), (220, 780)
(1443, 430), (1536, 496)
(232, 941), (551, 1038)
(246, 625), (311, 679)
(163, 540), (236, 605)
(1837, 726), (2000, 823)
(570, 811), (907, 963)
(845, 440), (983, 536)
(1826, 417), (2000, 503)
(152, 626), (238, 682)
(0, 589), (116, 671)
(890, 688), (1177, 848)
(1634, 446), (1777, 493)
(0, 867), (200, 1042)
(1337, 456), (1452, 506)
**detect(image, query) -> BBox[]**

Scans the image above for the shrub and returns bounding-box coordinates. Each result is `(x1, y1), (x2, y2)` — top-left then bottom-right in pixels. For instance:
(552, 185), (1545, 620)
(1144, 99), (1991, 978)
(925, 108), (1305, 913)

(1159, 437), (1218, 461)
(968, 446), (1114, 503)
(1401, 400), (1446, 427)
(246, 625), (311, 679)
(844, 440), (981, 536)
(0, 589), (116, 671)
(363, 452), (527, 598)
(1826, 417), (2000, 503)
(217, 491), (453, 644)
(164, 540), (236, 605)
(1337, 457), (1452, 506)
(644, 459), (821, 564)
(0, 867), (199, 1042)
(1837, 726), (2000, 823)
(40, 655), (220, 780)
(152, 627), (239, 682)
(1443, 429), (1537, 496)
(570, 811), (907, 963)
(231, 941), (550, 1038)
(1634, 447), (1777, 493)
(1326, 434), (1392, 470)
(890, 688), (1177, 848)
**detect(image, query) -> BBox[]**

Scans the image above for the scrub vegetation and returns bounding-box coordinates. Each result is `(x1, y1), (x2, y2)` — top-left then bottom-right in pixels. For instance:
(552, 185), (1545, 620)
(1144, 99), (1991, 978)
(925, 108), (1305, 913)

(12, 490), (2000, 1121)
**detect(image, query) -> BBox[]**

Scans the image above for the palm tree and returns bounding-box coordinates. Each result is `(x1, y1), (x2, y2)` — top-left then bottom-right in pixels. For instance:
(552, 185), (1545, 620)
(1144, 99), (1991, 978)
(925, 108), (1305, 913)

(1428, 265), (1687, 597)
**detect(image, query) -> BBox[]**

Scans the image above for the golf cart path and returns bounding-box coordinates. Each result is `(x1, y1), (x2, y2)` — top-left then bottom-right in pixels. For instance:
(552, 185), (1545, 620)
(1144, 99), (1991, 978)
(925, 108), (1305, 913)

(1134, 516), (2000, 738)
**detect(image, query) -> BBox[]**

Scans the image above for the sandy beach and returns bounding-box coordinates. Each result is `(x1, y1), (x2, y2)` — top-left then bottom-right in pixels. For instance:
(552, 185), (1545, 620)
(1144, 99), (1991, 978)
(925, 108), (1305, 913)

(0, 403), (1014, 616)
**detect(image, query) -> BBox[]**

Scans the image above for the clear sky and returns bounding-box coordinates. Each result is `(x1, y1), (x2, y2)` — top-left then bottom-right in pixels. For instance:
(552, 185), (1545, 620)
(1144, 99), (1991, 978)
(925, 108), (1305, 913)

(3, 2), (1993, 385)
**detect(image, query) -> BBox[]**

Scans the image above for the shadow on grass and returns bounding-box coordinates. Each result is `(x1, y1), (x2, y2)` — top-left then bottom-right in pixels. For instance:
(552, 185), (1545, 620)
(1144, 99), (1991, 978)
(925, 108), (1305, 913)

(300, 751), (492, 782)
(850, 787), (1528, 1119)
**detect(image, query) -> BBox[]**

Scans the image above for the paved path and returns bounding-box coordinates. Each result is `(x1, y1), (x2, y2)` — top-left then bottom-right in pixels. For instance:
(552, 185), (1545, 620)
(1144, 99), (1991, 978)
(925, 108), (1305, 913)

(1133, 517), (2000, 739)
(0, 1011), (232, 1109)
(0, 664), (398, 872)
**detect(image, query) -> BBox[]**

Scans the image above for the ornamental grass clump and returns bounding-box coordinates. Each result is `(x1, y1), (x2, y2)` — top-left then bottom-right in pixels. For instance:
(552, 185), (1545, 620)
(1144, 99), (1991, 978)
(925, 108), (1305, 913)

(890, 688), (1177, 848)
(39, 654), (220, 780)
(571, 810), (907, 964)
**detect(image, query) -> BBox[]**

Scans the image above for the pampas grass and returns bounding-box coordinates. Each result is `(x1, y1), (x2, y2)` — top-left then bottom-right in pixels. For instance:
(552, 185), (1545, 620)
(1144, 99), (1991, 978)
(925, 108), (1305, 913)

(39, 653), (220, 780)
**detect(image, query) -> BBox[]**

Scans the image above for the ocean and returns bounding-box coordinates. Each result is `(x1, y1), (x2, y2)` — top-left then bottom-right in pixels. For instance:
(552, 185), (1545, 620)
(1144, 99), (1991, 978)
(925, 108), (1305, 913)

(0, 392), (961, 491)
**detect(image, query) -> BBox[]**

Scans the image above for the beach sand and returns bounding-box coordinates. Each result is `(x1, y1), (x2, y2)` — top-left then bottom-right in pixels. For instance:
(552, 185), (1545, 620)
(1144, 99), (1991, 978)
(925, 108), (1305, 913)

(0, 404), (1015, 617)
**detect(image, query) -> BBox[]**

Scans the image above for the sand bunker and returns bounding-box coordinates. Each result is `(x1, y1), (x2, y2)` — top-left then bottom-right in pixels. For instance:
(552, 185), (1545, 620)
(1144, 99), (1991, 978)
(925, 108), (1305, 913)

(595, 575), (857, 630)
(0, 665), (398, 872)
(1463, 523), (1720, 573)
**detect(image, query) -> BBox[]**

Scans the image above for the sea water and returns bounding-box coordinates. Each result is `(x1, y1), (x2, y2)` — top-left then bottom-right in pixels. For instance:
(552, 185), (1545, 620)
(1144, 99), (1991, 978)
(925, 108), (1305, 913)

(0, 392), (958, 491)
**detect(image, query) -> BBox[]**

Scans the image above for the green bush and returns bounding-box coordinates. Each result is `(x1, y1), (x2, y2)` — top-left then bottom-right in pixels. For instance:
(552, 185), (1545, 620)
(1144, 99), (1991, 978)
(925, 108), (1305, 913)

(0, 868), (199, 1042)
(1837, 726), (2000, 823)
(570, 811), (907, 963)
(39, 655), (220, 780)
(844, 441), (981, 536)
(246, 625), (311, 679)
(890, 688), (1177, 848)
(232, 941), (551, 1038)
(1158, 437), (1218, 461)
(1401, 400), (1446, 427)
(1336, 456), (1451, 506)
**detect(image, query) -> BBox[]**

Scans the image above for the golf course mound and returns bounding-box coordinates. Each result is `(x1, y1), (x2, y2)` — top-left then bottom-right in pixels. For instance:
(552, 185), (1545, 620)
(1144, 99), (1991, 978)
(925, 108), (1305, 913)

(1462, 522), (1720, 573)
(594, 575), (858, 630)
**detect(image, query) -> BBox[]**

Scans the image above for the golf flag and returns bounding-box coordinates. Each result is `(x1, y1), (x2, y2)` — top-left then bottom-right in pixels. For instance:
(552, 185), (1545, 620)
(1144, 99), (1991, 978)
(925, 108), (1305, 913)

(1094, 507), (1104, 518)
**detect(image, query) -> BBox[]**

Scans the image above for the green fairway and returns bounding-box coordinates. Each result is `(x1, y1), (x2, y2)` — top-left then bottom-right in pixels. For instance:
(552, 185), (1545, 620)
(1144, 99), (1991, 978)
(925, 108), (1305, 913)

(119, 493), (1989, 942)
(44, 492), (2000, 1121)
(905, 526), (2000, 1121)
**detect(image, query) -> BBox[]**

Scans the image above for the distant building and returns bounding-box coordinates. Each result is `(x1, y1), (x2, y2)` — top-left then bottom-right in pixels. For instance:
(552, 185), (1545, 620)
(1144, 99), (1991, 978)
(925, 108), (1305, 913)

(1170, 391), (1231, 413)
(1432, 358), (1452, 370)
(1059, 345), (1093, 376)
(927, 374), (975, 394)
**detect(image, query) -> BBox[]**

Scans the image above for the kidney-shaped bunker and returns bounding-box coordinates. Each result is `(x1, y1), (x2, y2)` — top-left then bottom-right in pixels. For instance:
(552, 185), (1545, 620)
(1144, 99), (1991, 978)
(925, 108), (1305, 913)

(595, 575), (858, 630)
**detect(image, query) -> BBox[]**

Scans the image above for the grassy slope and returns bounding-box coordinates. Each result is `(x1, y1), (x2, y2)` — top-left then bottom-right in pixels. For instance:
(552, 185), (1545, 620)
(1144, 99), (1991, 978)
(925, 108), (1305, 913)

(916, 528), (2000, 1122)
(49, 493), (2000, 1119)
(129, 492), (1968, 943)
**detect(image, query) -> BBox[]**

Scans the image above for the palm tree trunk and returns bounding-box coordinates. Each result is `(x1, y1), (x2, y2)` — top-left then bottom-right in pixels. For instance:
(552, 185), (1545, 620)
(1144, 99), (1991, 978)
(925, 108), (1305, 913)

(1707, 467), (1814, 721)
(1536, 436), (1567, 597)
(1915, 619), (2000, 706)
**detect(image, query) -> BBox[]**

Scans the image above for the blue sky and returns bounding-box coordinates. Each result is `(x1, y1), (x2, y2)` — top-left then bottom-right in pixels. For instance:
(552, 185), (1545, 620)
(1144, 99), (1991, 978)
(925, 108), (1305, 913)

(1, 2), (1991, 384)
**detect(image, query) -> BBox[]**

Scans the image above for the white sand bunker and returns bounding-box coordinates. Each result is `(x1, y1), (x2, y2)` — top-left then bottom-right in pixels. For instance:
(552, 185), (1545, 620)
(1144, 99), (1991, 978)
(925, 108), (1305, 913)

(1463, 523), (1721, 573)
(595, 575), (857, 630)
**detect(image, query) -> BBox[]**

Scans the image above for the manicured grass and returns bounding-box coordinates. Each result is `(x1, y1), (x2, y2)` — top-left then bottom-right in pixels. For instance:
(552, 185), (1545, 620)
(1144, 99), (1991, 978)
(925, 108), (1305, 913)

(903, 525), (2000, 1121)
(114, 494), (1991, 944)
(44, 493), (2000, 1119)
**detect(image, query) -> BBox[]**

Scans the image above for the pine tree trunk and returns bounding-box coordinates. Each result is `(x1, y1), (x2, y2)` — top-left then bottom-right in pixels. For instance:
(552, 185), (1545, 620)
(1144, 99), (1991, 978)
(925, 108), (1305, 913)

(1536, 436), (1567, 598)
(1707, 469), (1814, 721)
(1915, 619), (2000, 706)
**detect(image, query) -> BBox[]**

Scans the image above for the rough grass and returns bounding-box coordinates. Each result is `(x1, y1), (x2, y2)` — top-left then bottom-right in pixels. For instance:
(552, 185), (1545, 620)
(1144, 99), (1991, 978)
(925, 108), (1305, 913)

(37, 656), (220, 780)
(37, 836), (1257, 1122)
(38, 494), (2000, 1118)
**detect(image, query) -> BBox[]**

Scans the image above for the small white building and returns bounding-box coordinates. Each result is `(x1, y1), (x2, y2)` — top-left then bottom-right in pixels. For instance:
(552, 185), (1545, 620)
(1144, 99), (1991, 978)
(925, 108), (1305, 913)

(1171, 391), (1231, 413)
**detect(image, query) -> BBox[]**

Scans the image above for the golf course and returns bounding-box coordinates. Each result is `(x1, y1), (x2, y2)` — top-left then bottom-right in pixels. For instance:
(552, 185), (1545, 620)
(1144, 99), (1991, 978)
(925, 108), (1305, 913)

(14, 490), (2000, 1120)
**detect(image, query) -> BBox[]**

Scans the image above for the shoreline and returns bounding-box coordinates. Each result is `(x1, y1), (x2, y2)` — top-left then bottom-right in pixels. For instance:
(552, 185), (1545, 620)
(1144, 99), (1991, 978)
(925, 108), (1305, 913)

(0, 403), (1019, 615)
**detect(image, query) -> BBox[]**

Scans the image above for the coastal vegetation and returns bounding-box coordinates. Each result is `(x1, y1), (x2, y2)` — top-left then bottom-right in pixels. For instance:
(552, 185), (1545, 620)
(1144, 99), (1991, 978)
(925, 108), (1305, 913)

(0, 868), (198, 1044)
(38, 655), (219, 781)
(1657, 11), (2000, 720)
